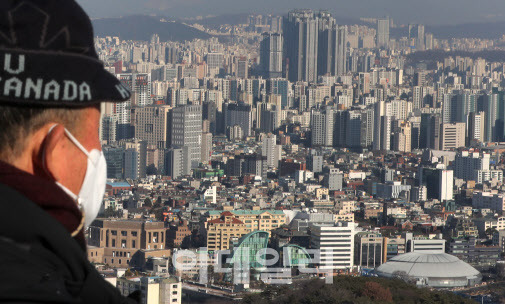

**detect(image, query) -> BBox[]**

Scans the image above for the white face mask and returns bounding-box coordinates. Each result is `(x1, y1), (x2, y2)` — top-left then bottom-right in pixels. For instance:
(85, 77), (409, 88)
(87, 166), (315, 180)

(46, 125), (107, 228)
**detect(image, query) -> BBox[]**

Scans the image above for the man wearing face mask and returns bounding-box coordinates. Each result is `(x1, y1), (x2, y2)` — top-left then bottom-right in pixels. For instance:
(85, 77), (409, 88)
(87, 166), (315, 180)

(0, 0), (137, 303)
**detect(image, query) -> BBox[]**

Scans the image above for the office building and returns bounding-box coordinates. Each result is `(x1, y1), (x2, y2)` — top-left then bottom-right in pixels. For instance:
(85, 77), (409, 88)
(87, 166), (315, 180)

(440, 122), (466, 151)
(87, 220), (168, 268)
(419, 168), (454, 202)
(317, 13), (347, 77)
(226, 154), (268, 180)
(224, 103), (253, 139)
(327, 168), (344, 191)
(104, 146), (125, 179)
(355, 232), (383, 268)
(169, 105), (202, 168)
(376, 181), (411, 199)
(310, 222), (355, 271)
(124, 140), (147, 180)
(406, 234), (446, 253)
(307, 152), (323, 173)
(118, 73), (152, 107)
(165, 146), (191, 180)
(439, 169), (454, 202)
(206, 52), (224, 71)
(135, 105), (171, 149)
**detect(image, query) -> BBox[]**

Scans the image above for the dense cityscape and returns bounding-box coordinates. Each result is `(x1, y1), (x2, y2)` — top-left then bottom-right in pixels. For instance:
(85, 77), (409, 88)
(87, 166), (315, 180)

(89, 10), (505, 303)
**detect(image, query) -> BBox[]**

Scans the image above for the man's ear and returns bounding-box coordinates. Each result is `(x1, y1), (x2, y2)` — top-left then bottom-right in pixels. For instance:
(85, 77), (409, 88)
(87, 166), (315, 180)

(36, 124), (67, 181)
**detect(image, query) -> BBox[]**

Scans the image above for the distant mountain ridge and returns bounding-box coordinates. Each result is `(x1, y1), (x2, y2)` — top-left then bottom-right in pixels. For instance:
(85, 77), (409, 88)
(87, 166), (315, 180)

(92, 15), (211, 42)
(92, 14), (505, 43)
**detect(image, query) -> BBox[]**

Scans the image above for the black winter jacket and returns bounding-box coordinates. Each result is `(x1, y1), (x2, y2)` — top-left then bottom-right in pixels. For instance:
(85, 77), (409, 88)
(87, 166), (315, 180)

(0, 183), (137, 303)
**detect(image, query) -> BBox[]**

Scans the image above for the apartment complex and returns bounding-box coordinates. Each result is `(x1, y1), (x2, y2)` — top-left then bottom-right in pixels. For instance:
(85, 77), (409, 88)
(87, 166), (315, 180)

(207, 209), (287, 233)
(205, 209), (287, 252)
(473, 191), (505, 212)
(205, 212), (248, 252)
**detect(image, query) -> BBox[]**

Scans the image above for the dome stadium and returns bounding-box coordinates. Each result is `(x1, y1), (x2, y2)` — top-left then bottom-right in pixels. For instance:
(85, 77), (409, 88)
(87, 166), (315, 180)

(376, 252), (482, 288)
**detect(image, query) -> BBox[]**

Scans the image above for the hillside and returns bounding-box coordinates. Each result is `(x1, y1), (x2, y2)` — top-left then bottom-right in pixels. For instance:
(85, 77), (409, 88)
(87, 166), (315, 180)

(182, 14), (251, 29)
(427, 22), (505, 40)
(92, 15), (212, 42)
(239, 277), (474, 304)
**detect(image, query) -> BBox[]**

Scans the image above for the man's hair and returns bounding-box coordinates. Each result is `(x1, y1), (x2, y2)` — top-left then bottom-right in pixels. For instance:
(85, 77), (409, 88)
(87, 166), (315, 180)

(0, 105), (86, 162)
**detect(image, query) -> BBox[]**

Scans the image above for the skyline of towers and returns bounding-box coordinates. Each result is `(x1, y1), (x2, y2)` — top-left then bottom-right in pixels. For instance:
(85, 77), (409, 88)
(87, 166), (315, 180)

(283, 10), (348, 83)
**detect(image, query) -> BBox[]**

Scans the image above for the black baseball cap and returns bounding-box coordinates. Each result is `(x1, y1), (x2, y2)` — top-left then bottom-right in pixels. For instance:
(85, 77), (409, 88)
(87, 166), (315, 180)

(0, 0), (131, 106)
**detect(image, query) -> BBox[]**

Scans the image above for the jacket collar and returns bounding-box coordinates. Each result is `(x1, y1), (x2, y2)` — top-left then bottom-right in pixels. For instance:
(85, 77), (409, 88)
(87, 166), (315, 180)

(0, 160), (86, 249)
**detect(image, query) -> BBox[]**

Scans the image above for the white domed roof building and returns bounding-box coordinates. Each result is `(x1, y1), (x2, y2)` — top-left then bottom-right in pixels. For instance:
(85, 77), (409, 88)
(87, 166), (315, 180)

(376, 252), (481, 288)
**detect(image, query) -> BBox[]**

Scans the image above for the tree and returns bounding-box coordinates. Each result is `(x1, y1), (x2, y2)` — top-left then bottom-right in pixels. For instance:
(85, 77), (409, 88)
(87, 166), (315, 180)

(363, 281), (393, 302)
(144, 197), (152, 207)
(102, 207), (122, 218)
(486, 227), (498, 237)
(146, 164), (158, 176)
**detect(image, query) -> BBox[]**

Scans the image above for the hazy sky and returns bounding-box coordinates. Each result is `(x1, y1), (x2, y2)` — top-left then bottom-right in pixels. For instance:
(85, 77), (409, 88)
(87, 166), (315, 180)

(77, 0), (505, 25)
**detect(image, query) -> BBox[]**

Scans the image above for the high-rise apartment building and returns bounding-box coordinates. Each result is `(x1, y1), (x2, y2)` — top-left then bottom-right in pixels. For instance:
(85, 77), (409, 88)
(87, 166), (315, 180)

(317, 12), (347, 77)
(376, 18), (390, 49)
(201, 132), (213, 164)
(118, 73), (152, 107)
(373, 100), (392, 151)
(454, 151), (503, 183)
(468, 112), (485, 144)
(261, 133), (281, 168)
(311, 107), (335, 147)
(236, 57), (248, 79)
(393, 121), (412, 153)
(283, 10), (319, 83)
(260, 33), (283, 78)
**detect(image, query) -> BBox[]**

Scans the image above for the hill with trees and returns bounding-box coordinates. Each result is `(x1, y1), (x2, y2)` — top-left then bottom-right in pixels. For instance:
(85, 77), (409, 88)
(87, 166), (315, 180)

(92, 15), (212, 42)
(240, 277), (474, 304)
